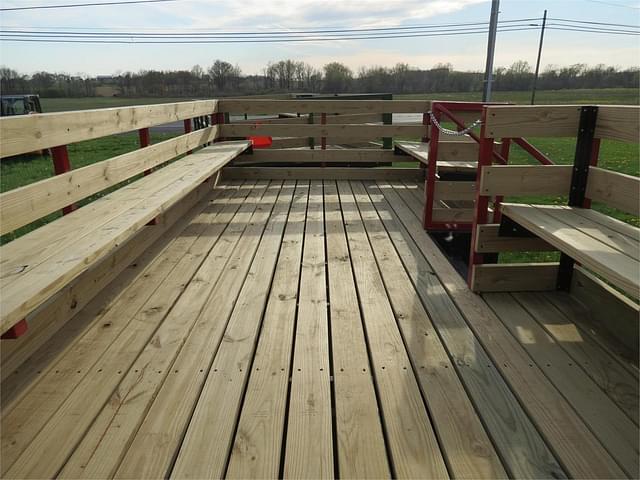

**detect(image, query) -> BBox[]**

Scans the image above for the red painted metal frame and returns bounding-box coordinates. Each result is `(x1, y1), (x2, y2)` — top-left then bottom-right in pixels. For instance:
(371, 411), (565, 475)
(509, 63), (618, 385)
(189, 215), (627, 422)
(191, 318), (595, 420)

(467, 108), (495, 287)
(51, 145), (76, 215)
(422, 101), (499, 232)
(1, 318), (28, 339)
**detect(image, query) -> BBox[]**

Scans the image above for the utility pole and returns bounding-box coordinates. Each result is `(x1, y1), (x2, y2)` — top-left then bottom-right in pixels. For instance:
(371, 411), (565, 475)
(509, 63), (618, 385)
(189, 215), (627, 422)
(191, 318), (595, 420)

(530, 9), (548, 105)
(482, 0), (500, 102)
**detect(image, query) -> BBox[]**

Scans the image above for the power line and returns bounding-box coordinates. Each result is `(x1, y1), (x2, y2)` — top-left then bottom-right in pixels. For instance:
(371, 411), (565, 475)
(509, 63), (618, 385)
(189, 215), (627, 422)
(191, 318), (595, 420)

(0, 26), (542, 44)
(0, 23), (543, 38)
(548, 17), (640, 28)
(547, 26), (640, 35)
(0, 18), (543, 35)
(0, 0), (176, 12)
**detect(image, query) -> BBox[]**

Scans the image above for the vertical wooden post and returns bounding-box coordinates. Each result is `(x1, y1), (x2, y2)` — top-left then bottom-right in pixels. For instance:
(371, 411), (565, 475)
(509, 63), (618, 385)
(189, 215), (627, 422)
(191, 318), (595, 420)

(51, 145), (76, 215)
(308, 113), (315, 150)
(216, 112), (225, 143)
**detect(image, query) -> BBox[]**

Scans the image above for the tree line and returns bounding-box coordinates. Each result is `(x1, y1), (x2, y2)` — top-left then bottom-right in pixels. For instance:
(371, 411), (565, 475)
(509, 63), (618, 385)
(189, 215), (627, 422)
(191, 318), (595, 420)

(0, 59), (637, 98)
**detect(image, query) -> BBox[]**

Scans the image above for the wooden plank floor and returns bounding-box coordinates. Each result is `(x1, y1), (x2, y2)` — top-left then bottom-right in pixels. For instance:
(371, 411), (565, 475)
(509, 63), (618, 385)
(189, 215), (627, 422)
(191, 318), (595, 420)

(1, 179), (638, 479)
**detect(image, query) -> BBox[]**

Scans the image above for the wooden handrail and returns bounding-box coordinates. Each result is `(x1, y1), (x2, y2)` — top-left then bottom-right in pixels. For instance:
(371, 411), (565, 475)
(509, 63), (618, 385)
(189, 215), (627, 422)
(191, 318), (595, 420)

(0, 99), (218, 158)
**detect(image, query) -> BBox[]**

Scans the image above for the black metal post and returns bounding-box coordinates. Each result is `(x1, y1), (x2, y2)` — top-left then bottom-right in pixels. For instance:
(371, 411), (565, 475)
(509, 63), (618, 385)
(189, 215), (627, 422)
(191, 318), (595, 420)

(557, 105), (599, 290)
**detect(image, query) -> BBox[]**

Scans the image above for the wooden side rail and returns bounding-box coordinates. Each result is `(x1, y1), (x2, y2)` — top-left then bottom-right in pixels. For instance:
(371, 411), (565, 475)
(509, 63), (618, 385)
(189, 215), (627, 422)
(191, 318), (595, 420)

(483, 105), (640, 143)
(220, 124), (424, 139)
(0, 100), (219, 158)
(0, 126), (220, 235)
(218, 99), (431, 114)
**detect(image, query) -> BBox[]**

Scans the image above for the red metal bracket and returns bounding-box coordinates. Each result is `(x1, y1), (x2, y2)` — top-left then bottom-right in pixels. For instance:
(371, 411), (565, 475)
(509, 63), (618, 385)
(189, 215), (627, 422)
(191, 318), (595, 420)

(51, 145), (76, 215)
(1, 319), (28, 339)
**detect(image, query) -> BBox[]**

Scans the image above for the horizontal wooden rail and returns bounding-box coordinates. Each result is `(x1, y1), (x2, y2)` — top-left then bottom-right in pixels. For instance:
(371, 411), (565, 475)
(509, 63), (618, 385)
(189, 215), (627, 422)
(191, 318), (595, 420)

(220, 123), (424, 139)
(586, 167), (640, 216)
(0, 126), (219, 235)
(474, 224), (554, 253)
(234, 112), (384, 125)
(0, 99), (218, 158)
(222, 166), (425, 181)
(237, 149), (397, 164)
(483, 105), (640, 143)
(471, 263), (559, 292)
(433, 181), (476, 201)
(218, 99), (430, 114)
(479, 165), (572, 196)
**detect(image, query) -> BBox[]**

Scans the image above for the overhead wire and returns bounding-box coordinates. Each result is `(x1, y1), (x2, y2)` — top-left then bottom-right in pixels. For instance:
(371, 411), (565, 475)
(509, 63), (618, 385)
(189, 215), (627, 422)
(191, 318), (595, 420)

(0, 0), (176, 12)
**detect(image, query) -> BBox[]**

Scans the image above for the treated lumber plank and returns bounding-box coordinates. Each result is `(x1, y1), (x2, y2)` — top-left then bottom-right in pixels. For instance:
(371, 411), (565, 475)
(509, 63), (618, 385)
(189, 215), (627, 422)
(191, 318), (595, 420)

(0, 142), (250, 334)
(432, 207), (474, 223)
(352, 181), (508, 479)
(337, 180), (449, 479)
(56, 182), (268, 480)
(569, 267), (640, 366)
(0, 99), (218, 158)
(0, 180), (224, 385)
(384, 180), (628, 479)
(475, 224), (554, 253)
(282, 181), (334, 479)
(1, 183), (250, 448)
(168, 182), (296, 480)
(2, 182), (266, 478)
(483, 105), (640, 142)
(0, 126), (219, 234)
(238, 148), (397, 164)
(218, 99), (431, 114)
(322, 181), (391, 479)
(371, 181), (565, 479)
(572, 207), (640, 241)
(113, 183), (283, 480)
(225, 183), (309, 479)
(479, 165), (572, 196)
(223, 167), (424, 181)
(586, 167), (640, 216)
(486, 293), (639, 476)
(433, 181), (476, 201)
(471, 263), (559, 292)
(221, 123), (424, 139)
(516, 292), (639, 425)
(502, 202), (640, 296)
(536, 205), (639, 259)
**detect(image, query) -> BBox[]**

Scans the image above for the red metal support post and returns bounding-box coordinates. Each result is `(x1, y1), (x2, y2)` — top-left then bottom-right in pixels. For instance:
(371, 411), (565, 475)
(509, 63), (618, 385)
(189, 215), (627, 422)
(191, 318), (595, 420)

(468, 107), (495, 287)
(138, 127), (151, 175)
(51, 145), (76, 215)
(184, 119), (193, 154)
(1, 318), (28, 339)
(423, 109), (439, 229)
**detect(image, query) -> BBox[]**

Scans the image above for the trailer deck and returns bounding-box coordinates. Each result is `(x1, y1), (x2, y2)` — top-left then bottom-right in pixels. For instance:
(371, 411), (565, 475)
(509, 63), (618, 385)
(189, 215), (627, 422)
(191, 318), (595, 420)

(2, 178), (637, 479)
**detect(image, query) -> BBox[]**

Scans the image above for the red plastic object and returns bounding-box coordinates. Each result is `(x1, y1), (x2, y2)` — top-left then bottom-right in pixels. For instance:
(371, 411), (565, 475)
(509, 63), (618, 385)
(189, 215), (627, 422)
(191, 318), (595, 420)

(1, 319), (28, 339)
(248, 136), (273, 148)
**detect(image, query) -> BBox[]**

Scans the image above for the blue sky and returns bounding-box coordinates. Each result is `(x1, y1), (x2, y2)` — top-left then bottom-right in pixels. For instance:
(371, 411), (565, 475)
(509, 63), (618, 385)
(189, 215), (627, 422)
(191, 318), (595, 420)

(0, 0), (638, 76)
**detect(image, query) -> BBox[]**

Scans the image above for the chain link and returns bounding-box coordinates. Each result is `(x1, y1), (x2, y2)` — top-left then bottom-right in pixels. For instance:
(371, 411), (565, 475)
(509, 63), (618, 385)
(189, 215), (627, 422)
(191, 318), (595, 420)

(428, 111), (482, 136)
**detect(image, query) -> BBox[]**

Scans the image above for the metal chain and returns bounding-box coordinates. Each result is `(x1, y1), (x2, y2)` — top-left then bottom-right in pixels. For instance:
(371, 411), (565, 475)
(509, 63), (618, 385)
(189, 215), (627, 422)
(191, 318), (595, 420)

(428, 111), (482, 136)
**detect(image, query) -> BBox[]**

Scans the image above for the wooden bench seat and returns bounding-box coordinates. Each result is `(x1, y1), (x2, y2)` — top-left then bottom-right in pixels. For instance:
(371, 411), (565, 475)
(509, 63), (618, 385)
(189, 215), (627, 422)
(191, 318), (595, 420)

(501, 202), (640, 296)
(0, 141), (250, 335)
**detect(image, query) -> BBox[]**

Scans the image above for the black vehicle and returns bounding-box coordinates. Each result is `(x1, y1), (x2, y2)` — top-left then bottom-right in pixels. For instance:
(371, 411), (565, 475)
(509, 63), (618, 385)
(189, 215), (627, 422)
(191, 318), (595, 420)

(0, 94), (43, 116)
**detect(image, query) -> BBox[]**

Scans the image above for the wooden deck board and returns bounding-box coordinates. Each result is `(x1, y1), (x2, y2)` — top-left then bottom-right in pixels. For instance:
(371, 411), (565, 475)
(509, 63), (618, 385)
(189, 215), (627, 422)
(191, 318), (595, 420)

(2, 178), (636, 480)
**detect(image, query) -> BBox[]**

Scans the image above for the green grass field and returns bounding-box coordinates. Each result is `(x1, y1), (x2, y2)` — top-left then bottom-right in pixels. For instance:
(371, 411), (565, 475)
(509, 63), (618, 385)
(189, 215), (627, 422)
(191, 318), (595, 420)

(2, 88), (638, 248)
